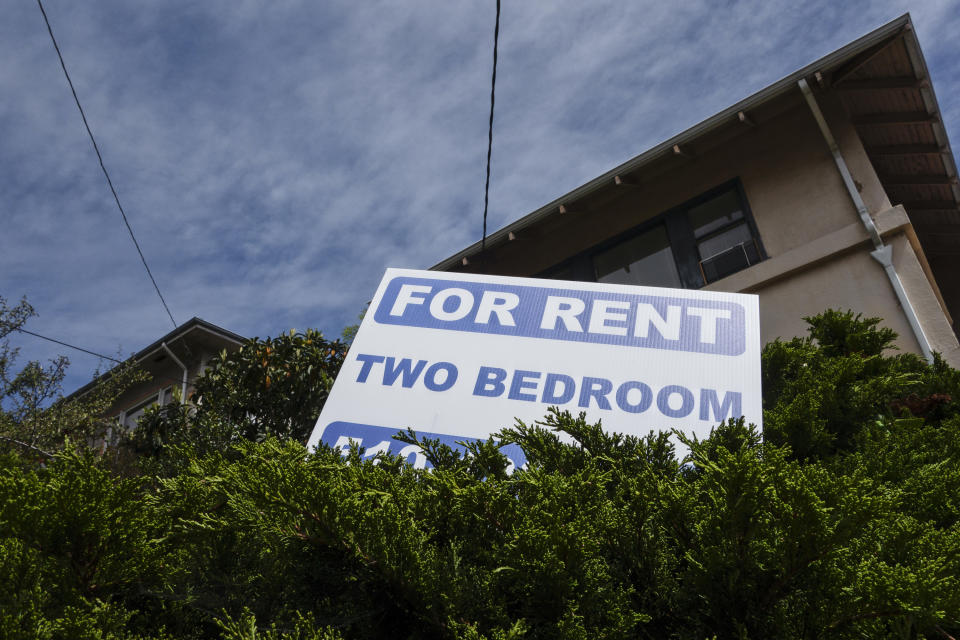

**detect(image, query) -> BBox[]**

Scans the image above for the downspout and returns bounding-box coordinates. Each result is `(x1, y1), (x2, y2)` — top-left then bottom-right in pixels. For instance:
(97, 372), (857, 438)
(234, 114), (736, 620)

(798, 78), (934, 363)
(161, 342), (189, 404)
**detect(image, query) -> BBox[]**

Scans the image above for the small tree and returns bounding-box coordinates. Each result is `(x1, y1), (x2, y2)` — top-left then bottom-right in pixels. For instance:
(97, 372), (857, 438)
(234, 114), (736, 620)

(131, 329), (348, 465)
(0, 297), (146, 458)
(193, 329), (347, 443)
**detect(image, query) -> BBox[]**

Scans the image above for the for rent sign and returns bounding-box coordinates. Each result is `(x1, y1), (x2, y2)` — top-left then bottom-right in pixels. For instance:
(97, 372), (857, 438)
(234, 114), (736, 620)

(306, 269), (761, 469)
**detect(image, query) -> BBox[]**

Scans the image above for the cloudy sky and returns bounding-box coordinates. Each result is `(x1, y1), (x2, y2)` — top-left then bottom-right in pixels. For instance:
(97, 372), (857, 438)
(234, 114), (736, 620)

(3, 0), (960, 395)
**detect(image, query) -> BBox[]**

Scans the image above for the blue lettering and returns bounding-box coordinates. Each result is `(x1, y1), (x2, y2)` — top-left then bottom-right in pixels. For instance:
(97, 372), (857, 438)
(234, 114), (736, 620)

(616, 381), (653, 414)
(542, 373), (575, 404)
(374, 276), (748, 356)
(320, 421), (528, 471)
(579, 377), (613, 410)
(424, 361), (458, 391)
(699, 388), (742, 422)
(508, 370), (541, 402)
(355, 353), (385, 383)
(366, 358), (741, 424)
(473, 366), (507, 397)
(657, 385), (694, 418)
(383, 357), (427, 388)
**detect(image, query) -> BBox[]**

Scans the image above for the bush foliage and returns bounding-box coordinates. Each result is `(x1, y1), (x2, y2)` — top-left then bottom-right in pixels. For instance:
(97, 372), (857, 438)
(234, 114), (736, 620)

(1, 309), (959, 639)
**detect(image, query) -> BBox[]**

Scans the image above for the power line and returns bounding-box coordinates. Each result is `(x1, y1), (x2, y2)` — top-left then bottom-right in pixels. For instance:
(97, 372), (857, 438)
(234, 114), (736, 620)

(35, 0), (177, 329)
(14, 328), (194, 388)
(480, 0), (501, 269)
(15, 328), (123, 363)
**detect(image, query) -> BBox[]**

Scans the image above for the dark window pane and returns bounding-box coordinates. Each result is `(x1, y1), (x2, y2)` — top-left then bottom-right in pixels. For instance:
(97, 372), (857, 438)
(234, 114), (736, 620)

(697, 223), (753, 260)
(699, 236), (761, 283)
(593, 225), (682, 288)
(689, 189), (744, 238)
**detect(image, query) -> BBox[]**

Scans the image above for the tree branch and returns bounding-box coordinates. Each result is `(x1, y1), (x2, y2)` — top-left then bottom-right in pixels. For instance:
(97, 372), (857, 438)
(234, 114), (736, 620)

(826, 609), (908, 630)
(0, 434), (54, 458)
(934, 624), (957, 640)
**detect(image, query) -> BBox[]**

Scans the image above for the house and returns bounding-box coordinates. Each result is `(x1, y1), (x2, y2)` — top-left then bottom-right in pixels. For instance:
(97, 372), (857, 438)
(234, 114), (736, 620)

(432, 14), (960, 368)
(67, 317), (245, 429)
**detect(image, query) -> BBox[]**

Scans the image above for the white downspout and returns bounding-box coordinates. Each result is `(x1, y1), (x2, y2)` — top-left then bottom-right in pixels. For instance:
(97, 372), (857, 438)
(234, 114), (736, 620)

(161, 342), (189, 404)
(798, 78), (934, 363)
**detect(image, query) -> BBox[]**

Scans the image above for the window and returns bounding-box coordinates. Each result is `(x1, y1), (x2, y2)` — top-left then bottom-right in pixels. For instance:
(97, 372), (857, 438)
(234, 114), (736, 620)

(541, 180), (763, 288)
(593, 224), (683, 288)
(688, 189), (761, 284)
(119, 387), (173, 430)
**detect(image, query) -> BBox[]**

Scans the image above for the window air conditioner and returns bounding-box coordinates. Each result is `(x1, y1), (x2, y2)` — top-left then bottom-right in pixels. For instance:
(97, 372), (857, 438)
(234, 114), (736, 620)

(699, 240), (760, 284)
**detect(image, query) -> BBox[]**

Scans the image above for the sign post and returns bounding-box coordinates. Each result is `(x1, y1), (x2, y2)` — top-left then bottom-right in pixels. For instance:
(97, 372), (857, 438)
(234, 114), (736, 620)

(307, 268), (762, 469)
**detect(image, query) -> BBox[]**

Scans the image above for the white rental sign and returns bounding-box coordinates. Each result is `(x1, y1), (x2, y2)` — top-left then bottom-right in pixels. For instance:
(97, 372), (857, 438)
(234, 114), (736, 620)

(306, 268), (762, 469)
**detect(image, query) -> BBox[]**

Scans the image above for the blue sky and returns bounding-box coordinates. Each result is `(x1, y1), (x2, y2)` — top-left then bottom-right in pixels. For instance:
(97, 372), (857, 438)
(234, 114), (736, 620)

(3, 0), (960, 396)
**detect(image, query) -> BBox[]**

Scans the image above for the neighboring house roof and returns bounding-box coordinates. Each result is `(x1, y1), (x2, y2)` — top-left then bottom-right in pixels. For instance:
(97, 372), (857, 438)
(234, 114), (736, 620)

(65, 317), (246, 402)
(432, 14), (959, 297)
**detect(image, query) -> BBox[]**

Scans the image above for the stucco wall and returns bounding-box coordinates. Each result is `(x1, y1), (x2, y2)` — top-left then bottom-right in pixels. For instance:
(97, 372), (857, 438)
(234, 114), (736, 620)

(745, 246), (922, 354)
(726, 231), (959, 366)
(885, 231), (960, 363)
(739, 95), (891, 257)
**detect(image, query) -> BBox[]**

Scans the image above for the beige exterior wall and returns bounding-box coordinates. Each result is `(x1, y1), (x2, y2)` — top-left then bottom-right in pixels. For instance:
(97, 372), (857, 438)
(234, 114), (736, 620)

(739, 95), (891, 256)
(748, 249), (921, 353)
(706, 218), (960, 366)
(448, 89), (960, 365)
(704, 216), (921, 351)
(886, 232), (959, 361)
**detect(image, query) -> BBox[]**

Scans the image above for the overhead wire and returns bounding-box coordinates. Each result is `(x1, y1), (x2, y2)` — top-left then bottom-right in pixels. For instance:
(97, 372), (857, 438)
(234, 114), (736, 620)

(33, 0), (502, 362)
(14, 327), (196, 388)
(480, 0), (501, 270)
(35, 0), (178, 329)
(15, 327), (122, 363)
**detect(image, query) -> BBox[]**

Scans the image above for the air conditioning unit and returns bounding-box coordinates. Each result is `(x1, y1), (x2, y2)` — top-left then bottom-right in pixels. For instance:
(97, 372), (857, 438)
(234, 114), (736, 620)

(699, 240), (760, 284)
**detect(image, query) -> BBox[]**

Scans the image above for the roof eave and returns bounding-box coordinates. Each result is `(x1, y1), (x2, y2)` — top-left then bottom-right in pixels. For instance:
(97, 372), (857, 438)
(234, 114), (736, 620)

(63, 317), (246, 402)
(899, 21), (960, 200)
(431, 14), (912, 271)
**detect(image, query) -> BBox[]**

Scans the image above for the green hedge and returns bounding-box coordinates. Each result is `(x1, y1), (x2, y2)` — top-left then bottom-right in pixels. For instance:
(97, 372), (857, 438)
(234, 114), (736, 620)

(1, 311), (959, 639)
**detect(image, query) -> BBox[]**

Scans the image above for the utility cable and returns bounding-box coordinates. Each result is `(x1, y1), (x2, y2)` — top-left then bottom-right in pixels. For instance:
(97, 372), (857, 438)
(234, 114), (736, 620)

(35, 0), (177, 329)
(15, 328), (195, 388)
(480, 0), (501, 269)
(16, 327), (123, 363)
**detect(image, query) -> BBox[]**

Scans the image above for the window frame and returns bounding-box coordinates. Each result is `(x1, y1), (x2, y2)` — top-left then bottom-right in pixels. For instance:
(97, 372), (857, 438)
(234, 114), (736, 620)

(539, 178), (766, 288)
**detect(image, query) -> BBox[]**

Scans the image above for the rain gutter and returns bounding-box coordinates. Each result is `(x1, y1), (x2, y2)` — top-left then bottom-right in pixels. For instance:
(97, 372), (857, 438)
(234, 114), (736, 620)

(798, 77), (933, 363)
(161, 341), (189, 404)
